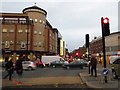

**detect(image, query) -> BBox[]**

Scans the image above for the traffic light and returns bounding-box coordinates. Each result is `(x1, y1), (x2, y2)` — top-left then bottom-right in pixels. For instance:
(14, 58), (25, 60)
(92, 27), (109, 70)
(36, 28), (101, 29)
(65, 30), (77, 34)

(76, 52), (79, 56)
(85, 34), (89, 47)
(101, 17), (110, 36)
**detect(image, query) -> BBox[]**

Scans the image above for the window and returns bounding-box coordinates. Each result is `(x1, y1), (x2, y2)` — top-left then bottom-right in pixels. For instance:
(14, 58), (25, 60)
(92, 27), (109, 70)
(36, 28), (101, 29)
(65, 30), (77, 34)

(43, 21), (45, 24)
(39, 20), (42, 24)
(21, 42), (26, 49)
(2, 29), (7, 33)
(38, 42), (42, 47)
(10, 40), (14, 44)
(33, 42), (37, 47)
(34, 31), (37, 34)
(9, 29), (14, 33)
(25, 29), (30, 33)
(30, 18), (32, 21)
(18, 29), (23, 33)
(35, 19), (37, 23)
(39, 31), (42, 35)
(5, 41), (10, 49)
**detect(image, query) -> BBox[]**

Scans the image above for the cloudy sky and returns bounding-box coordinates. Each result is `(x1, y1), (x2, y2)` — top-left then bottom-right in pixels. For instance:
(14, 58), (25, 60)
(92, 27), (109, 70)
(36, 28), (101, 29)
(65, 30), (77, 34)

(0, 0), (119, 52)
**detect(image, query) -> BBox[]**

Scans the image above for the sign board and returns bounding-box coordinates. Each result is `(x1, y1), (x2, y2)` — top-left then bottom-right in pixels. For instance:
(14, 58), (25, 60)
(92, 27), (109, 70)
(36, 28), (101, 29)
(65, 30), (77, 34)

(102, 69), (109, 76)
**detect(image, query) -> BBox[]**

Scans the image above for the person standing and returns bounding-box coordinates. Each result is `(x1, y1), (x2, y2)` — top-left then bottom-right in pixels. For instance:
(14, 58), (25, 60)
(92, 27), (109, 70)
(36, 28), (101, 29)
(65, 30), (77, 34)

(15, 57), (23, 83)
(3, 59), (14, 80)
(91, 55), (97, 77)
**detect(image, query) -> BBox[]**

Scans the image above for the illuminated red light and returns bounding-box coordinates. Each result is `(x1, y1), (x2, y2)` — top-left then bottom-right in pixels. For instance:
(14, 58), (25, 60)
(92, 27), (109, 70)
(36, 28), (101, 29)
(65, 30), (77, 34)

(76, 53), (79, 56)
(103, 17), (109, 24)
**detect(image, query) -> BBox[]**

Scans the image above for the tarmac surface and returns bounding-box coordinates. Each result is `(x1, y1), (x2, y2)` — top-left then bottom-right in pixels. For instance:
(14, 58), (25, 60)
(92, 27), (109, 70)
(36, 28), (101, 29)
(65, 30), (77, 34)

(79, 63), (120, 90)
(1, 63), (120, 90)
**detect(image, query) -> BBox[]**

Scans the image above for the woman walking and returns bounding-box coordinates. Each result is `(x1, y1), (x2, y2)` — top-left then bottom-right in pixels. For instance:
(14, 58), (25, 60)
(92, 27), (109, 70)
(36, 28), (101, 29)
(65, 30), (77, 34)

(3, 59), (14, 81)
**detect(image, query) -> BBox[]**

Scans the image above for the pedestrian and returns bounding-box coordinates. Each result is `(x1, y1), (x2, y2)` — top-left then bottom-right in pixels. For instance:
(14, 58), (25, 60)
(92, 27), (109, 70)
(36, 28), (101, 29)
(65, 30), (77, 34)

(3, 59), (14, 81)
(91, 55), (97, 77)
(15, 56), (23, 83)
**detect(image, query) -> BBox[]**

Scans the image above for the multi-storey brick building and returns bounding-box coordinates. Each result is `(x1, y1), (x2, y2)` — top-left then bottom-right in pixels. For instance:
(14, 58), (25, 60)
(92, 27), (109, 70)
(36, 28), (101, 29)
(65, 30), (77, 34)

(89, 32), (120, 63)
(0, 5), (63, 61)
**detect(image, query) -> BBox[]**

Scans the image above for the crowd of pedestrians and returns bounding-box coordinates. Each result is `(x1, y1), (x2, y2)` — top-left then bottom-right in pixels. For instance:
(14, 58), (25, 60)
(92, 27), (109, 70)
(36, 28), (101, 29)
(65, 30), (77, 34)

(3, 56), (23, 83)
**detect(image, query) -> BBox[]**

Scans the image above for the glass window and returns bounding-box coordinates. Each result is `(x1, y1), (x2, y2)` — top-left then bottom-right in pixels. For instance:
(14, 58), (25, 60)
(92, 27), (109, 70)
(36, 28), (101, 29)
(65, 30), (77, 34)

(39, 20), (42, 24)
(5, 41), (10, 48)
(34, 31), (37, 34)
(18, 29), (23, 33)
(9, 29), (14, 33)
(2, 29), (7, 33)
(39, 31), (42, 35)
(43, 21), (45, 24)
(35, 19), (37, 23)
(25, 29), (30, 33)
(33, 42), (37, 47)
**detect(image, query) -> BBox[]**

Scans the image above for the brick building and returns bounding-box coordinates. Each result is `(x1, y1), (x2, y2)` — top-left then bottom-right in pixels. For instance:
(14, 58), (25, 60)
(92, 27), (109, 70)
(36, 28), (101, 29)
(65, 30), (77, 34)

(0, 5), (63, 61)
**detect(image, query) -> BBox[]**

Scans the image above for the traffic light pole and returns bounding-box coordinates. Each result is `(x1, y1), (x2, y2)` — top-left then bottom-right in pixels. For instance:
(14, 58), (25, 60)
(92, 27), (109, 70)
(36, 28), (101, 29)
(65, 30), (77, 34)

(101, 17), (107, 83)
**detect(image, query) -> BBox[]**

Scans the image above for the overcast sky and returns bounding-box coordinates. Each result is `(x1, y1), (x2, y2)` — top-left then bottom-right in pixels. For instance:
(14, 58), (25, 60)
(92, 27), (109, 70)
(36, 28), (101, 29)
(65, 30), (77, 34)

(0, 0), (119, 52)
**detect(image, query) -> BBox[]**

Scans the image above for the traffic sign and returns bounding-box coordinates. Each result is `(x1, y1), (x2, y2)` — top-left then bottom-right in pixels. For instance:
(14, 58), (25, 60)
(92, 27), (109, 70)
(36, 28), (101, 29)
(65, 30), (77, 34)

(102, 69), (109, 76)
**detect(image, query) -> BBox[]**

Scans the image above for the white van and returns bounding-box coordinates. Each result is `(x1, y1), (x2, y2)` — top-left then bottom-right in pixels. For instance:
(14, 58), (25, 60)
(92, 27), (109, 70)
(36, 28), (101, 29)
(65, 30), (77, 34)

(110, 56), (120, 64)
(41, 56), (64, 66)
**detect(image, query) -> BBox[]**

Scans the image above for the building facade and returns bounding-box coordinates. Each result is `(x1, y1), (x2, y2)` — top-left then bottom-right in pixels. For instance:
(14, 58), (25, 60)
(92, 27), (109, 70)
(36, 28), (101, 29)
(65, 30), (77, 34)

(0, 5), (64, 61)
(89, 32), (120, 63)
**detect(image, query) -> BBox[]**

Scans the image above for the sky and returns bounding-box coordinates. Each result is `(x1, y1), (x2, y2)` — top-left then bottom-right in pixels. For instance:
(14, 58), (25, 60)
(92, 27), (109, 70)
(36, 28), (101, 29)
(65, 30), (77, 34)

(0, 0), (119, 52)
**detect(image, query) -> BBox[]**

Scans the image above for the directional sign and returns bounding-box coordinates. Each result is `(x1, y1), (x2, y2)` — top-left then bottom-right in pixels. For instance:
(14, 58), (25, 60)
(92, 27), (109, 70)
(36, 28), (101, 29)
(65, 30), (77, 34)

(102, 69), (109, 76)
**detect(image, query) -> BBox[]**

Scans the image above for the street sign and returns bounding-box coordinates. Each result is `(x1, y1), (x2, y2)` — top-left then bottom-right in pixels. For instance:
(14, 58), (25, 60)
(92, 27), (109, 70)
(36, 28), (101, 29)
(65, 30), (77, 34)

(102, 69), (109, 76)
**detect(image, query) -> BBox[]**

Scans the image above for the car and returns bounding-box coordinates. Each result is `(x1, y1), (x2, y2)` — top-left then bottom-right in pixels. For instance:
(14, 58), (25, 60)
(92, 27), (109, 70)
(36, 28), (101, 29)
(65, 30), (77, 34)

(50, 60), (66, 68)
(35, 61), (45, 67)
(79, 59), (89, 67)
(62, 60), (84, 69)
(111, 58), (120, 79)
(22, 61), (37, 71)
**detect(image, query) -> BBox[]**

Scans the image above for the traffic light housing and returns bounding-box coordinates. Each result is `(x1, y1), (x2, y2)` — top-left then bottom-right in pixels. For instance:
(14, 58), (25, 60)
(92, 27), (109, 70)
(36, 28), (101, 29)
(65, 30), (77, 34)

(101, 17), (110, 36)
(85, 34), (89, 47)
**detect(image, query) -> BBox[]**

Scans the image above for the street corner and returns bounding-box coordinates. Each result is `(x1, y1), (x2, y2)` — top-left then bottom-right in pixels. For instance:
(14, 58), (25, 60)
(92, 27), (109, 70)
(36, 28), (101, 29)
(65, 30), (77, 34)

(79, 72), (102, 88)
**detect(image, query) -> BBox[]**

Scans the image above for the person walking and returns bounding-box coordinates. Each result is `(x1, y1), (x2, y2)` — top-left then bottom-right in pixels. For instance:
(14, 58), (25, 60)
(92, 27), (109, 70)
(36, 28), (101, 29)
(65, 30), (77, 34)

(91, 55), (97, 77)
(15, 57), (23, 83)
(3, 59), (14, 81)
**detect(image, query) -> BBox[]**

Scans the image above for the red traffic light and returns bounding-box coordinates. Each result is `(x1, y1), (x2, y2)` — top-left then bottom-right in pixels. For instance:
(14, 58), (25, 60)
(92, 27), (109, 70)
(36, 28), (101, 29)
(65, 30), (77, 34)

(76, 52), (79, 56)
(103, 17), (109, 24)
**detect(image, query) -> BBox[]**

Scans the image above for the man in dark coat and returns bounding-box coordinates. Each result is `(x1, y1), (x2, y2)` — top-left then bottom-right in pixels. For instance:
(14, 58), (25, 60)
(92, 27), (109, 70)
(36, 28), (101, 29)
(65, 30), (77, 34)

(91, 55), (97, 77)
(3, 59), (14, 80)
(15, 57), (23, 83)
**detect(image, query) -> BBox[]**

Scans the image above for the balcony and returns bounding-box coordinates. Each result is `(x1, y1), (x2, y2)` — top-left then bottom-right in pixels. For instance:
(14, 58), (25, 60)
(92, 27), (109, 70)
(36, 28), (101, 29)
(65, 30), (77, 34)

(0, 19), (33, 25)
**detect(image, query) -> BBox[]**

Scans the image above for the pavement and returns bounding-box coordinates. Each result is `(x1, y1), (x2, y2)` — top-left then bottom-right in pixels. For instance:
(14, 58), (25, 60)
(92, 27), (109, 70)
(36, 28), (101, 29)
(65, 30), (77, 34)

(79, 63), (120, 89)
(1, 63), (120, 89)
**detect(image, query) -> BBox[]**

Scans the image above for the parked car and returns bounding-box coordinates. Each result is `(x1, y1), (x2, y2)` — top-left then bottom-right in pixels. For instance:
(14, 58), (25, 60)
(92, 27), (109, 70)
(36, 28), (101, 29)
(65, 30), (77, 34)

(50, 60), (66, 68)
(22, 61), (37, 71)
(111, 58), (120, 79)
(62, 60), (85, 69)
(35, 61), (45, 67)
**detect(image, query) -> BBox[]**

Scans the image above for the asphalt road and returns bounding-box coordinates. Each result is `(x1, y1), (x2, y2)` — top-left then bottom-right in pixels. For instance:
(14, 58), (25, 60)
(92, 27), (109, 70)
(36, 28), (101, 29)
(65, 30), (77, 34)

(2, 67), (90, 89)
